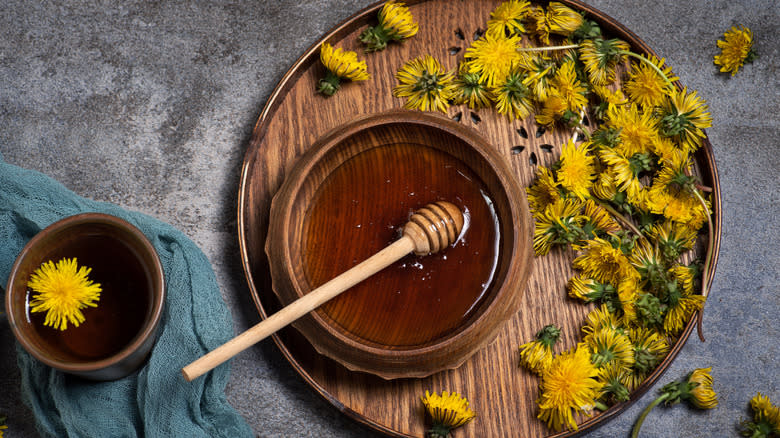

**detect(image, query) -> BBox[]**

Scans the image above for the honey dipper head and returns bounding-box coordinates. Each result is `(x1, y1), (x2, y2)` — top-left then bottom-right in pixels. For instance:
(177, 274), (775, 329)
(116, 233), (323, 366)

(402, 201), (465, 256)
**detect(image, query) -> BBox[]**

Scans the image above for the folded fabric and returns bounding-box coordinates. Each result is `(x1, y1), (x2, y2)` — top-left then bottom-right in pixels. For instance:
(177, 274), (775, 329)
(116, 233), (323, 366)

(0, 153), (253, 438)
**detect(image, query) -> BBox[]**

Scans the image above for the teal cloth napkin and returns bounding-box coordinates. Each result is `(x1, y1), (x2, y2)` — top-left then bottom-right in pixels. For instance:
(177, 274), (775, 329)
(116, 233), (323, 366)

(0, 153), (253, 438)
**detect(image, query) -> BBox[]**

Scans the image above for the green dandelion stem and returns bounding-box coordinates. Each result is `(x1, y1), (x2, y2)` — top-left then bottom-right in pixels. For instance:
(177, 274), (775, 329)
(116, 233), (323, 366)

(594, 401), (609, 411)
(618, 50), (675, 89)
(631, 393), (670, 438)
(692, 188), (715, 342)
(517, 44), (580, 53)
(591, 197), (644, 237)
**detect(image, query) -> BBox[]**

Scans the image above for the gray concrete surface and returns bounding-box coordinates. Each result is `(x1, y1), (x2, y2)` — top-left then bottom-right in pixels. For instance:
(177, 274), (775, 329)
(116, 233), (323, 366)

(1, 1), (778, 437)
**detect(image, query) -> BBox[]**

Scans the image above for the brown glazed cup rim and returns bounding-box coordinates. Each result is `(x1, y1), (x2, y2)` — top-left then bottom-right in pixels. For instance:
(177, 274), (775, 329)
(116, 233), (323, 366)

(5, 213), (165, 375)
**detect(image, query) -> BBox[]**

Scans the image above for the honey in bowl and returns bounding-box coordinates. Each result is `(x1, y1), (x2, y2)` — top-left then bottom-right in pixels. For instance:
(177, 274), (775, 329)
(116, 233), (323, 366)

(26, 233), (152, 363)
(302, 142), (500, 348)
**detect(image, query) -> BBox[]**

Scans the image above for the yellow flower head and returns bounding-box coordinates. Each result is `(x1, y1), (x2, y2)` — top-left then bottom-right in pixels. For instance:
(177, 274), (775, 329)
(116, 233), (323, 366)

(532, 198), (586, 256)
(464, 32), (523, 88)
(597, 361), (631, 403)
(663, 290), (705, 335)
(626, 327), (669, 389)
(520, 54), (557, 101)
(421, 390), (476, 437)
(492, 68), (534, 120)
(714, 25), (757, 76)
(599, 148), (644, 200)
(578, 38), (630, 86)
(527, 166), (561, 213)
(551, 59), (588, 112)
(487, 0), (531, 38)
(537, 343), (601, 432)
(452, 68), (493, 110)
(688, 367), (718, 409)
(528, 2), (583, 45)
(605, 103), (658, 157)
(519, 324), (561, 375)
(584, 326), (635, 370)
(647, 151), (710, 229)
(657, 87), (712, 153)
(557, 139), (595, 200)
(624, 56), (678, 108)
(535, 91), (569, 127)
(647, 220), (698, 262)
(27, 257), (102, 331)
(393, 54), (455, 113)
(583, 199), (622, 236)
(359, 1), (418, 52)
(573, 237), (637, 285)
(743, 392), (780, 437)
(317, 43), (370, 96)
(581, 304), (620, 338)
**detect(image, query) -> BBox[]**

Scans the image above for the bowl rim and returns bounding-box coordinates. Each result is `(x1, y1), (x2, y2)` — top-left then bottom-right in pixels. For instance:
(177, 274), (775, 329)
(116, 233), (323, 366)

(4, 212), (166, 374)
(266, 109), (533, 378)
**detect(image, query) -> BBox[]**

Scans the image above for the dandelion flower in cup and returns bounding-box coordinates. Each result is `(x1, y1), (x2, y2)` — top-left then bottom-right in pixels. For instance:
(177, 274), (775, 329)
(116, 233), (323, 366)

(359, 1), (418, 52)
(631, 367), (717, 438)
(393, 54), (455, 113)
(27, 258), (102, 331)
(519, 324), (561, 375)
(317, 43), (370, 96)
(463, 32), (523, 88)
(740, 392), (780, 437)
(487, 0), (531, 38)
(537, 343), (601, 432)
(421, 390), (476, 438)
(714, 25), (757, 76)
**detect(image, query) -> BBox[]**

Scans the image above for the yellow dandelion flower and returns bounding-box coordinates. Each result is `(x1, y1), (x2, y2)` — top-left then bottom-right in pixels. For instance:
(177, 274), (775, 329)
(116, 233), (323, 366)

(393, 54), (455, 113)
(537, 344), (601, 432)
(551, 59), (589, 112)
(632, 367), (717, 437)
(647, 151), (710, 229)
(657, 87), (712, 154)
(592, 84), (628, 118)
(742, 392), (780, 437)
(647, 220), (698, 262)
(557, 139), (595, 200)
(535, 91), (569, 127)
(579, 38), (631, 86)
(688, 367), (718, 409)
(624, 56), (678, 108)
(27, 257), (102, 331)
(421, 390), (476, 438)
(492, 68), (534, 120)
(519, 324), (561, 376)
(581, 304), (620, 338)
(592, 171), (619, 201)
(663, 291), (705, 335)
(573, 237), (638, 286)
(359, 1), (418, 52)
(714, 25), (757, 76)
(568, 275), (605, 302)
(317, 43), (370, 96)
(617, 276), (640, 325)
(528, 2), (583, 45)
(452, 68), (493, 110)
(597, 361), (631, 404)
(605, 103), (658, 157)
(487, 0), (531, 38)
(527, 166), (561, 213)
(626, 327), (669, 390)
(650, 135), (681, 164)
(533, 198), (586, 256)
(584, 326), (635, 370)
(629, 238), (665, 290)
(599, 148), (644, 200)
(668, 263), (697, 295)
(464, 32), (523, 88)
(520, 53), (557, 101)
(583, 199), (622, 236)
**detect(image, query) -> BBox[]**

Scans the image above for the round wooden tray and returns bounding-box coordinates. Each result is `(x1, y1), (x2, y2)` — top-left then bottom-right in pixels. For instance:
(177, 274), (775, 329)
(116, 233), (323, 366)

(237, 1), (722, 436)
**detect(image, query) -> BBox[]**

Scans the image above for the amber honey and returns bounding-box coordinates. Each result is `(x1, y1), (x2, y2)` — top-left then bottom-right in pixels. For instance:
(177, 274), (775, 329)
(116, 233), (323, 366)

(302, 142), (500, 347)
(26, 234), (151, 362)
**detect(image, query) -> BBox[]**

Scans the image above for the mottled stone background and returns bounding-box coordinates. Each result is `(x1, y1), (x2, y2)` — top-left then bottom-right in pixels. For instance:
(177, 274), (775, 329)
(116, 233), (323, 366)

(1, 1), (777, 437)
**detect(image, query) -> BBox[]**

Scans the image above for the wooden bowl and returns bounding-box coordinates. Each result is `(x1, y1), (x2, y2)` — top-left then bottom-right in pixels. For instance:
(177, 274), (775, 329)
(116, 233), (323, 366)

(265, 110), (533, 379)
(5, 213), (165, 381)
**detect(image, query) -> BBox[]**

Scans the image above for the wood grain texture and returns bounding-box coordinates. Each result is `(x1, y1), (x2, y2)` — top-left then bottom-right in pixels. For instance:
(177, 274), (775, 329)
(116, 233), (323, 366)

(237, 0), (722, 436)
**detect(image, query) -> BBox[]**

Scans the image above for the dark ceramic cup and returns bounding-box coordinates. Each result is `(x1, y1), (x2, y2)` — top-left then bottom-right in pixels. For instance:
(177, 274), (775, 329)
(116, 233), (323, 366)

(5, 213), (165, 381)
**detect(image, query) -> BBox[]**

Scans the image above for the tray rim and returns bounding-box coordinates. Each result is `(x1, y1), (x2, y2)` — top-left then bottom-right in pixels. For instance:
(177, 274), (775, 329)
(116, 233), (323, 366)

(236, 1), (723, 436)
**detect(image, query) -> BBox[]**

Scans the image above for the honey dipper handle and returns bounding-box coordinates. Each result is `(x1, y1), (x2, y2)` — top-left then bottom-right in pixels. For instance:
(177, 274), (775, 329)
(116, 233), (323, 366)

(181, 235), (416, 381)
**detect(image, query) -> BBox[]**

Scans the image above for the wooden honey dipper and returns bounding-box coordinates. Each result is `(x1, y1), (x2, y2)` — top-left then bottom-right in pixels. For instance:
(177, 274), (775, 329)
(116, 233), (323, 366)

(182, 201), (465, 381)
